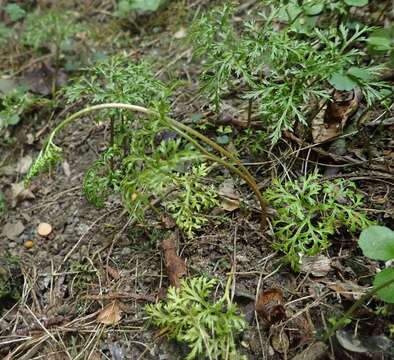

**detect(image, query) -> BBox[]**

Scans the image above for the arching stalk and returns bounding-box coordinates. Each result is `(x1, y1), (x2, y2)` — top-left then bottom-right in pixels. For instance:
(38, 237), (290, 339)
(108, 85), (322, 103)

(26, 102), (267, 226)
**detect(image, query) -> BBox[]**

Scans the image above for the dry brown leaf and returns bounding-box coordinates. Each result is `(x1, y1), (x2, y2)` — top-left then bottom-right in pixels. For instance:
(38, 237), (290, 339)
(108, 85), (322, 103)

(271, 332), (289, 354)
(218, 179), (241, 212)
(106, 265), (120, 280)
(37, 222), (52, 237)
(255, 288), (286, 324)
(16, 155), (33, 175)
(319, 280), (367, 300)
(62, 160), (71, 177)
(161, 234), (187, 288)
(173, 27), (187, 39)
(312, 89), (361, 143)
(300, 255), (331, 277)
(11, 182), (35, 207)
(291, 342), (328, 360)
(96, 301), (123, 325)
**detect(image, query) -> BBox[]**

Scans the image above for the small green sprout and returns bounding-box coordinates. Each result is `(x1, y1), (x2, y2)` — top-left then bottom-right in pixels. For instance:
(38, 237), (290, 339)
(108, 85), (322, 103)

(146, 276), (246, 360)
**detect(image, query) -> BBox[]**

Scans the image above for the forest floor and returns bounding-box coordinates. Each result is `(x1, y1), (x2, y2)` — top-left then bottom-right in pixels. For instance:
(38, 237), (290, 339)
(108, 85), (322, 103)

(0, 1), (393, 359)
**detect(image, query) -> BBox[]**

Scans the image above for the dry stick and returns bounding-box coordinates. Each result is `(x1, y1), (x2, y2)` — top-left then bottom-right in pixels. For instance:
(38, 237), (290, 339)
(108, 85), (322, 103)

(42, 102), (267, 226)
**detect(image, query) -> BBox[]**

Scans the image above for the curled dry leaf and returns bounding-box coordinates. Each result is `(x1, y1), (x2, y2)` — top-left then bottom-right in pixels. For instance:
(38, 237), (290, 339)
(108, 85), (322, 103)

(271, 331), (290, 354)
(161, 233), (187, 288)
(37, 222), (52, 237)
(96, 301), (123, 325)
(255, 288), (286, 324)
(11, 182), (35, 207)
(291, 341), (328, 360)
(312, 88), (361, 143)
(319, 279), (367, 300)
(16, 155), (33, 175)
(106, 265), (120, 280)
(218, 179), (241, 212)
(300, 255), (331, 277)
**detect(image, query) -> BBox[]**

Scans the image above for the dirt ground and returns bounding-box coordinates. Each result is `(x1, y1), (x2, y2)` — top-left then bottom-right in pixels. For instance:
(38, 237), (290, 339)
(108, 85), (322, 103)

(0, 1), (393, 359)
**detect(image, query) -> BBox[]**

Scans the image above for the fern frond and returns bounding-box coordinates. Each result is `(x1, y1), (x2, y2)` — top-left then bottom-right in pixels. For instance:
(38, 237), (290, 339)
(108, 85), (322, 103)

(25, 141), (62, 185)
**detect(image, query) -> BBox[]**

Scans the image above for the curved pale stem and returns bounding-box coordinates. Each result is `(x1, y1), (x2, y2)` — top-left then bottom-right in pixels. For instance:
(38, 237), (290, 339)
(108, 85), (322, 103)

(41, 102), (267, 226)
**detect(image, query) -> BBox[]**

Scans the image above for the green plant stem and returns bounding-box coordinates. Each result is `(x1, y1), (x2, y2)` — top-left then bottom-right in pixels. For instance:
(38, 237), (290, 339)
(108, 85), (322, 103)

(325, 276), (394, 340)
(171, 126), (267, 225)
(43, 102), (267, 226)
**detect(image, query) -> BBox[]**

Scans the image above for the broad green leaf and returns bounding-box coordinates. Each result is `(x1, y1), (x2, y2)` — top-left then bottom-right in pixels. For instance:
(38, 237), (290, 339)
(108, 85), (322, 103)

(368, 29), (392, 51)
(374, 268), (394, 303)
(347, 67), (370, 81)
(359, 226), (394, 261)
(303, 2), (324, 16)
(344, 0), (369, 6)
(329, 73), (357, 91)
(129, 0), (166, 11)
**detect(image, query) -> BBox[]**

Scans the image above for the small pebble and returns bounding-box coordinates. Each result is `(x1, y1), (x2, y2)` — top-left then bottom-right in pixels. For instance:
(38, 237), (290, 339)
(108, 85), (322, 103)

(24, 240), (34, 249)
(37, 223), (52, 237)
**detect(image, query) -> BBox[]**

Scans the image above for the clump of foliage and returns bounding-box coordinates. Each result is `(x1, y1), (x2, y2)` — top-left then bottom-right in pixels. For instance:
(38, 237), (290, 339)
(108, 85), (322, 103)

(0, 87), (34, 130)
(265, 172), (372, 269)
(28, 55), (220, 236)
(3, 3), (26, 22)
(359, 226), (394, 303)
(0, 22), (13, 46)
(190, 1), (388, 143)
(146, 276), (246, 360)
(164, 164), (219, 237)
(22, 10), (81, 52)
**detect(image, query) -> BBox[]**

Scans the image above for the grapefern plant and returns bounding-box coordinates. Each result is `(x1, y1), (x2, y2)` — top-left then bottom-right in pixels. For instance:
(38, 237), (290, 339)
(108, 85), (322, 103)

(190, 2), (388, 143)
(26, 55), (267, 234)
(146, 276), (246, 360)
(265, 172), (373, 270)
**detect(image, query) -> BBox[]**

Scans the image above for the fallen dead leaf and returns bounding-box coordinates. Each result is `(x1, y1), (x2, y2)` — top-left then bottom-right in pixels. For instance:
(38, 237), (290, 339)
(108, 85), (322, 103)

(312, 88), (361, 143)
(37, 222), (52, 237)
(255, 288), (286, 324)
(106, 265), (120, 280)
(291, 341), (328, 360)
(271, 332), (289, 354)
(62, 160), (71, 177)
(319, 279), (367, 300)
(173, 27), (187, 39)
(161, 233), (187, 288)
(11, 182), (35, 207)
(218, 179), (241, 212)
(16, 155), (33, 175)
(2, 221), (25, 240)
(300, 255), (331, 277)
(96, 301), (123, 325)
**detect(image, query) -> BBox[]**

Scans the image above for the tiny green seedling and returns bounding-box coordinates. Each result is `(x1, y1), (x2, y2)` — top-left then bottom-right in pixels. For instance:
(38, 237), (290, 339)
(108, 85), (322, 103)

(22, 10), (82, 93)
(0, 87), (34, 130)
(145, 276), (246, 360)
